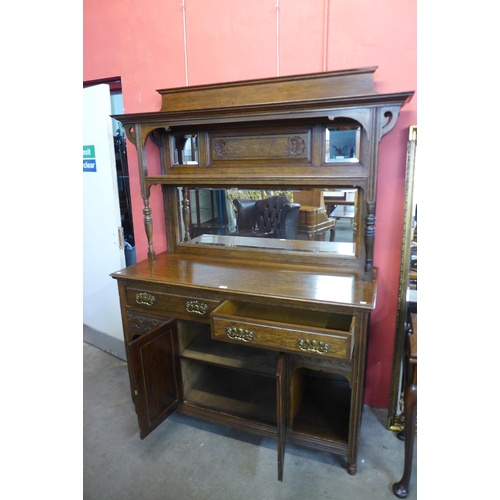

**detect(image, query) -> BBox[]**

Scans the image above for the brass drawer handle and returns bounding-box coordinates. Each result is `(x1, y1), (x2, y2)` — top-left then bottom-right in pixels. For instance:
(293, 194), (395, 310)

(226, 327), (254, 342)
(186, 300), (209, 315)
(298, 339), (331, 354)
(135, 292), (156, 306)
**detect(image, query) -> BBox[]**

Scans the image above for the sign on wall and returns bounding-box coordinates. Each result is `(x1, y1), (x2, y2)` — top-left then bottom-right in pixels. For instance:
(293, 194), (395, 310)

(83, 145), (97, 172)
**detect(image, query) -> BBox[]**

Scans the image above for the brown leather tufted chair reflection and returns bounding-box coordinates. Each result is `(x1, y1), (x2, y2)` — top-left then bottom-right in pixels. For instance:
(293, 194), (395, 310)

(233, 196), (300, 239)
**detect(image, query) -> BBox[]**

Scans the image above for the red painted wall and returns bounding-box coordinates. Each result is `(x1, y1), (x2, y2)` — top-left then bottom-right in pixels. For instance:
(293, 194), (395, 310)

(84, 0), (417, 408)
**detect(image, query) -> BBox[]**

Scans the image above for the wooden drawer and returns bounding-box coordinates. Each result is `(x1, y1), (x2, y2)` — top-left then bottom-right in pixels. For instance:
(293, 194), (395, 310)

(125, 286), (220, 322)
(211, 301), (355, 361)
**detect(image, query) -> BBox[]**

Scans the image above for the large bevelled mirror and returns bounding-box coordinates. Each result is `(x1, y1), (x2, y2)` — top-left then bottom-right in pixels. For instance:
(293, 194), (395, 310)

(176, 186), (360, 256)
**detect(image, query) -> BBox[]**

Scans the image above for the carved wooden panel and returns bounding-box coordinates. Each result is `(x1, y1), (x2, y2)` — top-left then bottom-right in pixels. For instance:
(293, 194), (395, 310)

(127, 311), (166, 333)
(209, 129), (311, 165)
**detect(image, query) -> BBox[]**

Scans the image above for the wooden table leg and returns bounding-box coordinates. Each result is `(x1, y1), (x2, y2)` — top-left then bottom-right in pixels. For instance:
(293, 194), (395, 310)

(393, 381), (417, 497)
(393, 313), (417, 498)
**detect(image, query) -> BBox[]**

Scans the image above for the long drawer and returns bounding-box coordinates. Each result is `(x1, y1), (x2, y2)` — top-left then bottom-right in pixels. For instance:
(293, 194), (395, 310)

(124, 286), (220, 322)
(211, 300), (355, 361)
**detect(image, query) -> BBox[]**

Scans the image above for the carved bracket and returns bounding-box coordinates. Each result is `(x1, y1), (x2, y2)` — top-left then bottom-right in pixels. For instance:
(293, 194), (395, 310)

(328, 108), (372, 141)
(378, 106), (401, 140)
(124, 126), (137, 147)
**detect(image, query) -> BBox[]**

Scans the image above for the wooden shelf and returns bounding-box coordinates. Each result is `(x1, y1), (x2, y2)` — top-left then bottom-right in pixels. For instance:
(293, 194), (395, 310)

(182, 362), (278, 425)
(180, 332), (280, 376)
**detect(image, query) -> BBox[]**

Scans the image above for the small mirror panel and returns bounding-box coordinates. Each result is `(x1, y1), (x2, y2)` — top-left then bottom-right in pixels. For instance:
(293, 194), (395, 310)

(173, 134), (198, 165)
(325, 126), (360, 163)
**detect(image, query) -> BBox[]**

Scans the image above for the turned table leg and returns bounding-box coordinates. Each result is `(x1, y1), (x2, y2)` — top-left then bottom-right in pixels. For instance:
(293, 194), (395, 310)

(393, 312), (417, 498)
(392, 383), (417, 498)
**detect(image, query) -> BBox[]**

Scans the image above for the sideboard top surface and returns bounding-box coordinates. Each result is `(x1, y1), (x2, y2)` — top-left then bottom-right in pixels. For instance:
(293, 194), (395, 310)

(111, 252), (377, 311)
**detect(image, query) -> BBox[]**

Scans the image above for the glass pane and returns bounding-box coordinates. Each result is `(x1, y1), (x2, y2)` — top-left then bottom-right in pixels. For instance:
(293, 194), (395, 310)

(173, 134), (198, 164)
(177, 187), (359, 256)
(325, 127), (360, 163)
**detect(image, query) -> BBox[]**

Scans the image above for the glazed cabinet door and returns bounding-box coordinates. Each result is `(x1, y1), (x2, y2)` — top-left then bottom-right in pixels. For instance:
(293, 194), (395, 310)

(128, 318), (182, 439)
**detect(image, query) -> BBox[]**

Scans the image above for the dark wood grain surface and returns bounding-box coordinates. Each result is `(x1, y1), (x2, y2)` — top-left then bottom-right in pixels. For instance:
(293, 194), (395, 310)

(112, 251), (377, 311)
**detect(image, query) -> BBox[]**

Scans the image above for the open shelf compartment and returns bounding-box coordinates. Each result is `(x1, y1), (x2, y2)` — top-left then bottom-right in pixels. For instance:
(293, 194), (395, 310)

(289, 367), (351, 445)
(177, 320), (282, 426)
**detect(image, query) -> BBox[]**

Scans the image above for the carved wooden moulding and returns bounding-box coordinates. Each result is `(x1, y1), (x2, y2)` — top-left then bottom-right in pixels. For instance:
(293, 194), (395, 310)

(210, 131), (310, 163)
(127, 312), (166, 332)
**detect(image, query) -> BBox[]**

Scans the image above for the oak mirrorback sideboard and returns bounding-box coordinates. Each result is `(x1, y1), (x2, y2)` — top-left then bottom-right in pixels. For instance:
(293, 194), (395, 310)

(110, 68), (413, 482)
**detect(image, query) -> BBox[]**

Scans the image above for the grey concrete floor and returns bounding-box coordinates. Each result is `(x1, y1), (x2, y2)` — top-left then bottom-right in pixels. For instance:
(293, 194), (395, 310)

(83, 342), (417, 500)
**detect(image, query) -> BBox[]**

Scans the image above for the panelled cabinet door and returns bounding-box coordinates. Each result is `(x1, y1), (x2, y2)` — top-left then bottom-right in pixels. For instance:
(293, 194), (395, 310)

(128, 318), (181, 439)
(276, 353), (288, 482)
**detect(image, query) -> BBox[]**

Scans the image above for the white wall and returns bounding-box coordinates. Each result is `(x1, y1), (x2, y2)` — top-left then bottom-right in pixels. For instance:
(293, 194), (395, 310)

(83, 85), (125, 343)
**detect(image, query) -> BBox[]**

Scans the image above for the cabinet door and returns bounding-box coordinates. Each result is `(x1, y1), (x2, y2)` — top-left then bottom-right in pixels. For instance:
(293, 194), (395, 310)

(128, 318), (181, 439)
(276, 353), (288, 482)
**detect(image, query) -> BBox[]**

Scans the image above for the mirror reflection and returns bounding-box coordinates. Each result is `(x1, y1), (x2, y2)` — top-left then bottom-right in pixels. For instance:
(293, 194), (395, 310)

(178, 187), (358, 256)
(173, 134), (198, 164)
(325, 126), (360, 163)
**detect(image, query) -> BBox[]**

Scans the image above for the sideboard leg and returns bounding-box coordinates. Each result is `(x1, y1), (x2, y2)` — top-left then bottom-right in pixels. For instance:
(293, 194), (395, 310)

(347, 463), (357, 475)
